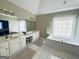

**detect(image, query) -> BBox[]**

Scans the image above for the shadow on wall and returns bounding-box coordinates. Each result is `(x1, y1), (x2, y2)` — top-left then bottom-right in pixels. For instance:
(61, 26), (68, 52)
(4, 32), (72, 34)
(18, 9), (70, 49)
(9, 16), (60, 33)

(40, 31), (49, 38)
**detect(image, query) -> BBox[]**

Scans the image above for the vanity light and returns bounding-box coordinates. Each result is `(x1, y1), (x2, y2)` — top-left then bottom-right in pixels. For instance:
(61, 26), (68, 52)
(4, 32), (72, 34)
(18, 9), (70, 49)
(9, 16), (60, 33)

(0, 8), (15, 15)
(1, 8), (8, 12)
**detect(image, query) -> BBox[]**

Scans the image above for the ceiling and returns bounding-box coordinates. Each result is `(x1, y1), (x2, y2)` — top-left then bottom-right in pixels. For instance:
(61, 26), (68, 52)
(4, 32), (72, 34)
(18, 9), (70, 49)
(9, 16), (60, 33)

(8, 0), (40, 15)
(38, 0), (79, 15)
(8, 0), (79, 15)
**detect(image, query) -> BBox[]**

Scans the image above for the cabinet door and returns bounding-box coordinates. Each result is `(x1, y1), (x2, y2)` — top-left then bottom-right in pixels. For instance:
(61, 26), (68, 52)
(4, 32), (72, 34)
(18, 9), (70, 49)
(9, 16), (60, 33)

(0, 42), (9, 56)
(33, 33), (36, 42)
(20, 36), (26, 48)
(33, 32), (40, 42)
(35, 32), (40, 40)
(16, 38), (21, 51)
(9, 38), (21, 54)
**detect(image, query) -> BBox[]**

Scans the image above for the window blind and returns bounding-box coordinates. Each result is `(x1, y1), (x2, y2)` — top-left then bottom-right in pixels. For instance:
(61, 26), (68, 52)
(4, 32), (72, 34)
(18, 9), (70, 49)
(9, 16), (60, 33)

(52, 16), (74, 38)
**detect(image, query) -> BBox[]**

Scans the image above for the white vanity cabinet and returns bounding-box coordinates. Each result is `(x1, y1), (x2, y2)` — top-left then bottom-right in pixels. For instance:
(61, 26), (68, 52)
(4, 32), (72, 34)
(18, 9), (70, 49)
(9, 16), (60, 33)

(0, 31), (40, 57)
(32, 31), (40, 42)
(35, 32), (40, 40)
(0, 36), (26, 56)
(20, 36), (26, 48)
(0, 42), (9, 56)
(9, 37), (21, 55)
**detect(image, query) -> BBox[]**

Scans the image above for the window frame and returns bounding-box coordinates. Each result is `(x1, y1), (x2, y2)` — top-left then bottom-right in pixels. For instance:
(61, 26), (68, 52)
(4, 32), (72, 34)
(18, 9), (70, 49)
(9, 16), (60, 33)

(52, 15), (78, 39)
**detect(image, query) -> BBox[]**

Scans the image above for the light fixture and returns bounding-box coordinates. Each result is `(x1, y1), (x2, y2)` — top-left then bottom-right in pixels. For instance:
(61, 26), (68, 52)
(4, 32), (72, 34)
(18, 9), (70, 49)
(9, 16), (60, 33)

(30, 17), (35, 19)
(0, 8), (15, 15)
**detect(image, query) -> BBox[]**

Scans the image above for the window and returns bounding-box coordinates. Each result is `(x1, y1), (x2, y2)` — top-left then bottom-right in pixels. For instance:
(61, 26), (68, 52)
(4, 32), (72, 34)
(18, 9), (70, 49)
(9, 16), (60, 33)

(52, 16), (76, 38)
(0, 22), (2, 29)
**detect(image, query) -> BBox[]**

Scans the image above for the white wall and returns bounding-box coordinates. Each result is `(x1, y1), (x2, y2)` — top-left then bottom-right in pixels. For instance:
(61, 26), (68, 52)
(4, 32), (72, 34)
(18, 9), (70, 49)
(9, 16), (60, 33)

(38, 0), (79, 15)
(9, 19), (19, 32)
(19, 20), (26, 32)
(8, 0), (40, 14)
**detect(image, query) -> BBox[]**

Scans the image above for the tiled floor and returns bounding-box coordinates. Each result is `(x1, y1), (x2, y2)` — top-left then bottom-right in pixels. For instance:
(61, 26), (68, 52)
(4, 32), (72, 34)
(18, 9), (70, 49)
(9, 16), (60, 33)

(9, 47), (36, 59)
(33, 38), (45, 47)
(28, 44), (40, 51)
(28, 39), (62, 59)
(32, 46), (62, 59)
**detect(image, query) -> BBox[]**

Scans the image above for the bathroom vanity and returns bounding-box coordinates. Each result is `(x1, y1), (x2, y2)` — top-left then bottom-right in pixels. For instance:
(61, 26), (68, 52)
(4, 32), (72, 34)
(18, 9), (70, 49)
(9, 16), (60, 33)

(0, 31), (40, 59)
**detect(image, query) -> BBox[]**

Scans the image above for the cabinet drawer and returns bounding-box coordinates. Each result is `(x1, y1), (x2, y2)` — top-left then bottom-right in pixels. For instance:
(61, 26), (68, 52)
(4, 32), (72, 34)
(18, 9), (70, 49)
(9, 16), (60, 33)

(9, 38), (21, 54)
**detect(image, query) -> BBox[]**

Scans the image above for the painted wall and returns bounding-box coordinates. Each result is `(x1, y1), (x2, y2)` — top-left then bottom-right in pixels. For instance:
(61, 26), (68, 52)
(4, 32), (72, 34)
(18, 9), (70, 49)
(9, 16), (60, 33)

(0, 0), (35, 20)
(36, 14), (52, 38)
(38, 0), (79, 15)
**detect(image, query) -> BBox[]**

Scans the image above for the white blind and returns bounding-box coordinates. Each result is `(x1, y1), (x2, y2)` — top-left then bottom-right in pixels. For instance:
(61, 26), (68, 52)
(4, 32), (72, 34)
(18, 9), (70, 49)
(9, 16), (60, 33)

(52, 16), (74, 38)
